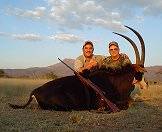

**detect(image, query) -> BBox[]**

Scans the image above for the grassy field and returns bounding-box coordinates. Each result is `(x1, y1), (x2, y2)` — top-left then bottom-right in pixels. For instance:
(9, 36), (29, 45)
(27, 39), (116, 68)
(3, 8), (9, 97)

(0, 78), (162, 131)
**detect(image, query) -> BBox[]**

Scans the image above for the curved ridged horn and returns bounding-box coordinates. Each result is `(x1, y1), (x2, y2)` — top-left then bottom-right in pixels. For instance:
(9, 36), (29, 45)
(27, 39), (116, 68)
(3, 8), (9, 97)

(113, 32), (140, 65)
(124, 25), (145, 66)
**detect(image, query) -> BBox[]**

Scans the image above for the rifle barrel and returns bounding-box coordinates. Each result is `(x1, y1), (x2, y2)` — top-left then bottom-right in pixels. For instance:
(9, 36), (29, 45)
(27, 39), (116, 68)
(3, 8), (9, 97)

(58, 58), (120, 112)
(58, 58), (76, 73)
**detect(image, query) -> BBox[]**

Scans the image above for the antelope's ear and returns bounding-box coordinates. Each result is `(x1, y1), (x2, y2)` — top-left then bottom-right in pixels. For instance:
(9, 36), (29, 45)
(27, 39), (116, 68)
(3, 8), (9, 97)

(138, 67), (147, 72)
(132, 64), (147, 72)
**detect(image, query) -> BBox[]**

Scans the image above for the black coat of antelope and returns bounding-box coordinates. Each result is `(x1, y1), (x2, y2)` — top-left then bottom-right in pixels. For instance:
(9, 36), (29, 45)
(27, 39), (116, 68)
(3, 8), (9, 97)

(9, 26), (147, 112)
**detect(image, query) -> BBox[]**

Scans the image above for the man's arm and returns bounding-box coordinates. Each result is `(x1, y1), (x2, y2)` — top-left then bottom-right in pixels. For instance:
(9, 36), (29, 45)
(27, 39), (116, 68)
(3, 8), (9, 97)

(122, 53), (132, 66)
(74, 59), (84, 72)
(74, 57), (98, 73)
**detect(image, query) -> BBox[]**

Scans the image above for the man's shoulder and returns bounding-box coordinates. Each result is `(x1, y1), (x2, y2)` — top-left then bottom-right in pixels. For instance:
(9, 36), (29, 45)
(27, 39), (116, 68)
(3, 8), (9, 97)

(94, 55), (105, 59)
(120, 53), (132, 64)
(93, 55), (105, 62)
(120, 53), (129, 59)
(75, 55), (85, 64)
(76, 55), (84, 60)
(94, 55), (102, 57)
(103, 55), (111, 60)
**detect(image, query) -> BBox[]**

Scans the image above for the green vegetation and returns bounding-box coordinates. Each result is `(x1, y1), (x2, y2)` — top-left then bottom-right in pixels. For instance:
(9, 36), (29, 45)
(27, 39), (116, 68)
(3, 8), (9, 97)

(43, 72), (58, 79)
(0, 69), (5, 77)
(0, 70), (58, 79)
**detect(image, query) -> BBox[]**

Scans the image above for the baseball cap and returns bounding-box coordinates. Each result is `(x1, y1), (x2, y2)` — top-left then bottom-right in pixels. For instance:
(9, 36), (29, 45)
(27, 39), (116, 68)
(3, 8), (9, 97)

(109, 41), (119, 48)
(83, 41), (93, 48)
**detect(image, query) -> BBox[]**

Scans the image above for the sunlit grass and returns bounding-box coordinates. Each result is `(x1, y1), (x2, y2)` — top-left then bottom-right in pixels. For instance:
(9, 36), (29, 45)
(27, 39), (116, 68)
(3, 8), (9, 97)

(0, 78), (162, 131)
(0, 78), (50, 97)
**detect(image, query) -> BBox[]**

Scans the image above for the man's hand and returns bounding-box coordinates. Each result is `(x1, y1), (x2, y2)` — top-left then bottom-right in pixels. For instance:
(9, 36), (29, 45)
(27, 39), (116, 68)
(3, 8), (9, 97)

(85, 59), (97, 70)
(79, 59), (97, 73)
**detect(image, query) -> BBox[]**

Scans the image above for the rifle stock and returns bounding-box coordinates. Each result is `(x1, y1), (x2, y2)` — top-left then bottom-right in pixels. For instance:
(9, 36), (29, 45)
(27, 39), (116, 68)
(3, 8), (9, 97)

(58, 58), (119, 112)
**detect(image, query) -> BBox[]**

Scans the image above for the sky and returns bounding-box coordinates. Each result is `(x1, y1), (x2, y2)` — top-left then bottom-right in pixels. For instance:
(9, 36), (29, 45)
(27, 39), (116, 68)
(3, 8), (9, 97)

(0, 0), (162, 69)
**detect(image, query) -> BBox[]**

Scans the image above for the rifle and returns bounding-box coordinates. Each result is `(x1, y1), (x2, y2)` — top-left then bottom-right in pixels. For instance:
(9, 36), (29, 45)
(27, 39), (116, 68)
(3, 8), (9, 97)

(58, 58), (120, 113)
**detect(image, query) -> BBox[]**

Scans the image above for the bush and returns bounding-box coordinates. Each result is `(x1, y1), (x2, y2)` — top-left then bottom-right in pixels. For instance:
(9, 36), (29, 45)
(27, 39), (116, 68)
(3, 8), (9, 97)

(0, 69), (5, 77)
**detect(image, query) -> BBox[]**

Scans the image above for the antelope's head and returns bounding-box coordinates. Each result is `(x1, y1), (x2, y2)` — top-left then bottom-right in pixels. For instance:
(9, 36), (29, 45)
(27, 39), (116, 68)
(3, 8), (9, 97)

(114, 25), (148, 89)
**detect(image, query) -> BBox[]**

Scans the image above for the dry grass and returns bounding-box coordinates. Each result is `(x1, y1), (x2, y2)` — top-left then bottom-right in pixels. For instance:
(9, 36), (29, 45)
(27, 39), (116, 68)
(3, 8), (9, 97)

(0, 78), (162, 131)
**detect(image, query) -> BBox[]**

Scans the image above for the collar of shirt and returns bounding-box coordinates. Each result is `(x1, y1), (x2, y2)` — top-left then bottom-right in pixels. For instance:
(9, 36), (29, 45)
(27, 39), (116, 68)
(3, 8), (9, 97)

(83, 54), (95, 62)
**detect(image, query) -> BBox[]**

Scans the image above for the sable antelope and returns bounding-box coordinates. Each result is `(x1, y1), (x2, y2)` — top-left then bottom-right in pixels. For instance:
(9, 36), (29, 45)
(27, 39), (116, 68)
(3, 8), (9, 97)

(9, 26), (147, 111)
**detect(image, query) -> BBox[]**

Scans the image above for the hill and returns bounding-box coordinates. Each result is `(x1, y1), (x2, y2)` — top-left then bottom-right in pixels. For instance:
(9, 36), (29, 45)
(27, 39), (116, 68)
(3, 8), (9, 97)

(1, 59), (162, 82)
(145, 66), (162, 83)
(3, 58), (75, 79)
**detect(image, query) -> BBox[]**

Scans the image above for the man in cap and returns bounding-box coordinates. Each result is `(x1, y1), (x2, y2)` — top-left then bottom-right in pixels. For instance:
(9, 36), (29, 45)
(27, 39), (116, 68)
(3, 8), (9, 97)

(101, 41), (131, 69)
(74, 41), (103, 73)
(96, 41), (133, 111)
(74, 41), (106, 111)
(103, 41), (148, 102)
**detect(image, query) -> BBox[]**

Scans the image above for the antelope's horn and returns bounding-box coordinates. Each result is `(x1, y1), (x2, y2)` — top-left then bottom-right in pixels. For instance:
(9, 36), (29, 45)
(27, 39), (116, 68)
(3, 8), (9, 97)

(113, 32), (140, 65)
(124, 25), (145, 66)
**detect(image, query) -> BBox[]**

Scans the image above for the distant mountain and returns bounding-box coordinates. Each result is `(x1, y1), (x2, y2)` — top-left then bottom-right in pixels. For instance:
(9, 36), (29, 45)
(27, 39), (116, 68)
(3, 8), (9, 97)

(47, 58), (75, 77)
(145, 66), (162, 82)
(2, 59), (162, 82)
(3, 58), (75, 79)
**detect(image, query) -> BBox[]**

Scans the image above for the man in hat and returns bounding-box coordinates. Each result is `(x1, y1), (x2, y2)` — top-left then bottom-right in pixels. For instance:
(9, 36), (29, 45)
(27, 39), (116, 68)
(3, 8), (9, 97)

(103, 41), (148, 102)
(74, 41), (106, 111)
(74, 41), (103, 73)
(101, 41), (131, 69)
(95, 41), (133, 111)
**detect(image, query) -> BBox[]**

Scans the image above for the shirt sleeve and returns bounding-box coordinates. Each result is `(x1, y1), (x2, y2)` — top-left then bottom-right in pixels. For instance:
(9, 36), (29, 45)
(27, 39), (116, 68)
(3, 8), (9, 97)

(95, 55), (105, 68)
(122, 54), (132, 66)
(74, 58), (84, 72)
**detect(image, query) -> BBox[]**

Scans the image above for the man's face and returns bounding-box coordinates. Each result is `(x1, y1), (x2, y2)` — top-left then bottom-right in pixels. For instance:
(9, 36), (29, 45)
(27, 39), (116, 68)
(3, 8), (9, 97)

(83, 44), (94, 58)
(109, 45), (120, 57)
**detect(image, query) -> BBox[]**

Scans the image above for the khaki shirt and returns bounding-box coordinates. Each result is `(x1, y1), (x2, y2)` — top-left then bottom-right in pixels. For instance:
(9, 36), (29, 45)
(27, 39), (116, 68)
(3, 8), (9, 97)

(74, 55), (103, 72)
(101, 53), (131, 69)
